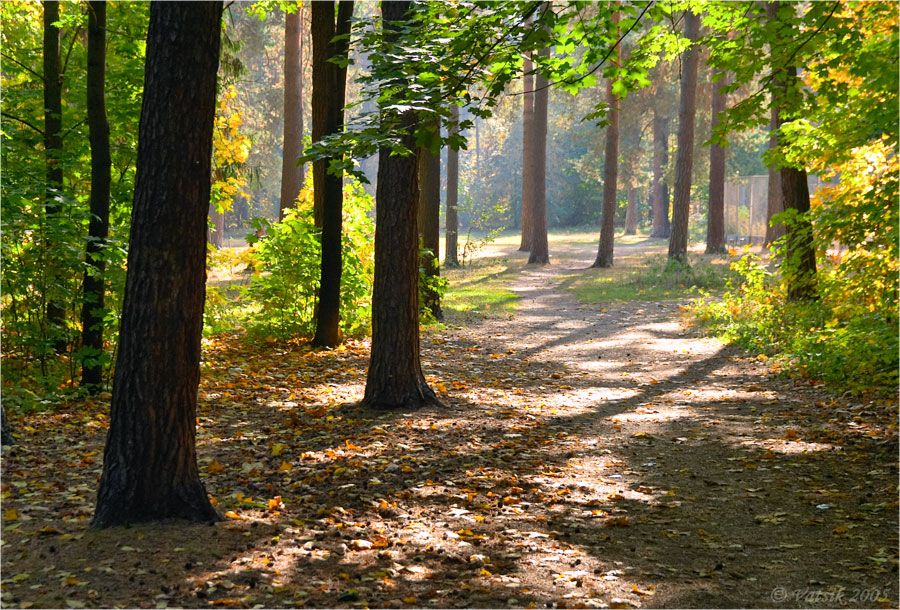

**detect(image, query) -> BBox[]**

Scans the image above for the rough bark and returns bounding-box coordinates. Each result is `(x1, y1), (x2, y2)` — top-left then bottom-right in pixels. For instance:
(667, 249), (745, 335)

(362, 0), (441, 410)
(43, 1), (66, 349)
(444, 104), (460, 267)
(667, 9), (700, 262)
(593, 13), (621, 268)
(624, 187), (638, 235)
(527, 45), (550, 265)
(417, 118), (443, 320)
(519, 53), (534, 252)
(311, 0), (353, 348)
(706, 67), (727, 254)
(650, 110), (670, 238)
(80, 0), (111, 393)
(92, 1), (223, 529)
(280, 7), (303, 220)
(763, 3), (785, 248)
(1, 406), (14, 446)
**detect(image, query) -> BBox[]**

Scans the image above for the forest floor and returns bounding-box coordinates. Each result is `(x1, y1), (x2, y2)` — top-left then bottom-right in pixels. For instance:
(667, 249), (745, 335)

(2, 236), (897, 609)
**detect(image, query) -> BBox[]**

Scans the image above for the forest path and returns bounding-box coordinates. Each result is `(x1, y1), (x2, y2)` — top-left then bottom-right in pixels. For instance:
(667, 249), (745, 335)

(434, 236), (898, 608)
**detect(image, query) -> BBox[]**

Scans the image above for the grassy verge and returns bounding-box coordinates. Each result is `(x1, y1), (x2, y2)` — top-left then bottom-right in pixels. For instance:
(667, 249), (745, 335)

(561, 252), (736, 303)
(442, 256), (523, 318)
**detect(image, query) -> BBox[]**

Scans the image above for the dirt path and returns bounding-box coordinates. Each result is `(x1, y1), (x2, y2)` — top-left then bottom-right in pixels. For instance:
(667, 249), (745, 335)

(1, 239), (896, 609)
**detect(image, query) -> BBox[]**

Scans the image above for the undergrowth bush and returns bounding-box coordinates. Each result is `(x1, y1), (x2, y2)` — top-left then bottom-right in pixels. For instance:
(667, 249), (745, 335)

(692, 252), (898, 396)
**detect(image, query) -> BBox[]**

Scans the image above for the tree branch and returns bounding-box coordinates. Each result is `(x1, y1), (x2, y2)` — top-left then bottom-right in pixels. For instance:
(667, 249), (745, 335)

(0, 51), (45, 82)
(1, 111), (45, 136)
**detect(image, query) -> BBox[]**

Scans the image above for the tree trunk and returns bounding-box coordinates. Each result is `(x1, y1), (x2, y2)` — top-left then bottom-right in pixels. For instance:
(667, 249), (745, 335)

(777, 67), (818, 301)
(43, 1), (66, 350)
(208, 202), (225, 248)
(1, 406), (15, 446)
(706, 67), (727, 254)
(311, 0), (353, 348)
(519, 53), (534, 252)
(667, 9), (700, 262)
(417, 118), (443, 320)
(92, 1), (223, 529)
(763, 3), (785, 248)
(593, 12), (621, 268)
(280, 6), (303, 220)
(444, 104), (460, 267)
(650, 110), (670, 238)
(362, 0), (441, 410)
(527, 45), (550, 265)
(624, 187), (638, 235)
(80, 0), (111, 393)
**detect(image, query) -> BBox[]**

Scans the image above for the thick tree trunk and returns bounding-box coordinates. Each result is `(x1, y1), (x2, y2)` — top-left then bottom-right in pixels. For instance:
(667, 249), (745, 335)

(444, 104), (460, 267)
(624, 187), (638, 235)
(667, 9), (700, 262)
(362, 0), (441, 410)
(650, 110), (670, 238)
(81, 0), (111, 393)
(43, 1), (66, 350)
(280, 7), (303, 220)
(92, 1), (223, 529)
(593, 13), (621, 268)
(311, 0), (353, 348)
(706, 68), (727, 254)
(527, 45), (550, 265)
(764, 3), (785, 248)
(417, 118), (443, 320)
(519, 54), (534, 252)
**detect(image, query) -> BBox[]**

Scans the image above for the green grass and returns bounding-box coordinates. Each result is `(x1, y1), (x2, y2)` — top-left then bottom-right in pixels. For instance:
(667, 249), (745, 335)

(443, 256), (523, 317)
(561, 253), (736, 304)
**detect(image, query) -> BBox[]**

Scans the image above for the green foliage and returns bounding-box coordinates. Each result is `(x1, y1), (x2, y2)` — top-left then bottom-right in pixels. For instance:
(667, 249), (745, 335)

(443, 257), (521, 319)
(206, 178), (375, 340)
(692, 254), (898, 397)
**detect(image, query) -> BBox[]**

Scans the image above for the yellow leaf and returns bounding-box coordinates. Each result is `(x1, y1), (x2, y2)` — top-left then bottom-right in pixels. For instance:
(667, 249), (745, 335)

(268, 496), (284, 511)
(224, 511), (242, 520)
(4, 509), (19, 521)
(278, 460), (293, 472)
(402, 596), (418, 605)
(271, 443), (286, 457)
(207, 460), (226, 474)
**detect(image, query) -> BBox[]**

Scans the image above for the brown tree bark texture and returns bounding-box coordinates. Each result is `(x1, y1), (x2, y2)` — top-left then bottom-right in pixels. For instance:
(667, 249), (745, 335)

(93, 1), (223, 529)
(594, 15), (621, 269)
(280, 8), (303, 220)
(81, 0), (111, 392)
(519, 55), (534, 252)
(650, 111), (670, 238)
(667, 10), (700, 261)
(311, 0), (353, 348)
(445, 104), (460, 267)
(362, 0), (440, 410)
(417, 117), (443, 320)
(706, 68), (727, 254)
(624, 187), (638, 235)
(527, 47), (550, 265)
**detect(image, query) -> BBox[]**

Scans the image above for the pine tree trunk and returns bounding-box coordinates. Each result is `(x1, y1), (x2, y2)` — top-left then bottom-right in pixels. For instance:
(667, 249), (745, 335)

(650, 110), (670, 238)
(417, 117), (443, 320)
(706, 67), (727, 254)
(667, 9), (700, 262)
(527, 45), (550, 265)
(444, 104), (460, 267)
(280, 7), (303, 220)
(519, 54), (534, 252)
(311, 0), (353, 348)
(362, 0), (441, 410)
(92, 1), (223, 529)
(624, 187), (638, 235)
(593, 13), (620, 268)
(80, 0), (111, 393)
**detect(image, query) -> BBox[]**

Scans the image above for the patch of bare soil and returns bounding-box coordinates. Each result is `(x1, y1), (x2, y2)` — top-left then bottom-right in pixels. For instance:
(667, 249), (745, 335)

(2, 239), (897, 609)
